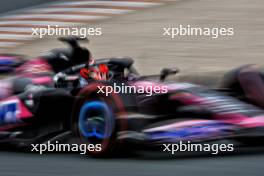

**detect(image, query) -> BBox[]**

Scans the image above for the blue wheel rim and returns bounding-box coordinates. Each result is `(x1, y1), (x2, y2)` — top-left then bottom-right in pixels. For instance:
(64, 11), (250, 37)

(78, 101), (114, 140)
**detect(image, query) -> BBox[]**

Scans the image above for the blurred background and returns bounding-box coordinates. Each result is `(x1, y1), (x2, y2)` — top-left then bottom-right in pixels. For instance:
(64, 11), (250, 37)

(0, 0), (264, 175)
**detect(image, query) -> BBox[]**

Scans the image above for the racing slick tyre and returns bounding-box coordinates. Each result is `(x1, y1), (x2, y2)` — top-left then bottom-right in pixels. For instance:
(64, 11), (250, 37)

(71, 81), (134, 157)
(237, 137), (264, 146)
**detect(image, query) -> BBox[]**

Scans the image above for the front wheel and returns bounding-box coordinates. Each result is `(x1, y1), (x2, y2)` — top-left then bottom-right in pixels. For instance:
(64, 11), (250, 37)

(71, 82), (128, 157)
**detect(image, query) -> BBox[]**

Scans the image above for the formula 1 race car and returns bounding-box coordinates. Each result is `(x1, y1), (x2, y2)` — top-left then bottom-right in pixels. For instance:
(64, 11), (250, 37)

(70, 66), (264, 157)
(0, 37), (263, 157)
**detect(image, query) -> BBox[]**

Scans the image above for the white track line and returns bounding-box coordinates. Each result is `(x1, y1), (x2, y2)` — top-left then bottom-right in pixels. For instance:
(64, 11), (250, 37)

(1, 14), (109, 20)
(0, 27), (32, 33)
(28, 7), (134, 15)
(51, 1), (162, 7)
(0, 21), (84, 26)
(0, 34), (31, 40)
(0, 42), (20, 47)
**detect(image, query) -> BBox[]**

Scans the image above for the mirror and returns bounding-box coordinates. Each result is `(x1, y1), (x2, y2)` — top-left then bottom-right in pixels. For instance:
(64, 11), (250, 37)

(160, 67), (179, 81)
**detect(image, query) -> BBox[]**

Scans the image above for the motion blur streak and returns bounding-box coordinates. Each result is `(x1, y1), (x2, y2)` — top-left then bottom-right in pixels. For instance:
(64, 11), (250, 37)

(0, 0), (264, 176)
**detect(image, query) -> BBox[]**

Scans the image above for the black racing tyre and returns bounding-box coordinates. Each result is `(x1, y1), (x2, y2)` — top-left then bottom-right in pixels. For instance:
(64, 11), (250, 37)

(71, 81), (134, 157)
(237, 137), (264, 146)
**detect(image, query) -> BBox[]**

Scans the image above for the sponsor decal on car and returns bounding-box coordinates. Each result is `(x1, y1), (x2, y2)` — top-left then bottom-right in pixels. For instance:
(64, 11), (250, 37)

(0, 99), (21, 124)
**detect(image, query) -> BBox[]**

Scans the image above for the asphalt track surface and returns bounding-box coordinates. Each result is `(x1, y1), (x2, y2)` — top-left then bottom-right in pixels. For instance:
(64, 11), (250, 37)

(0, 147), (264, 176)
(0, 0), (56, 14)
(1, 0), (264, 176)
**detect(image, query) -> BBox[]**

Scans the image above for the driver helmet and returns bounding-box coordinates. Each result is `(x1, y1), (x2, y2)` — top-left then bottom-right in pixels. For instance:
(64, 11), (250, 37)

(80, 63), (109, 81)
